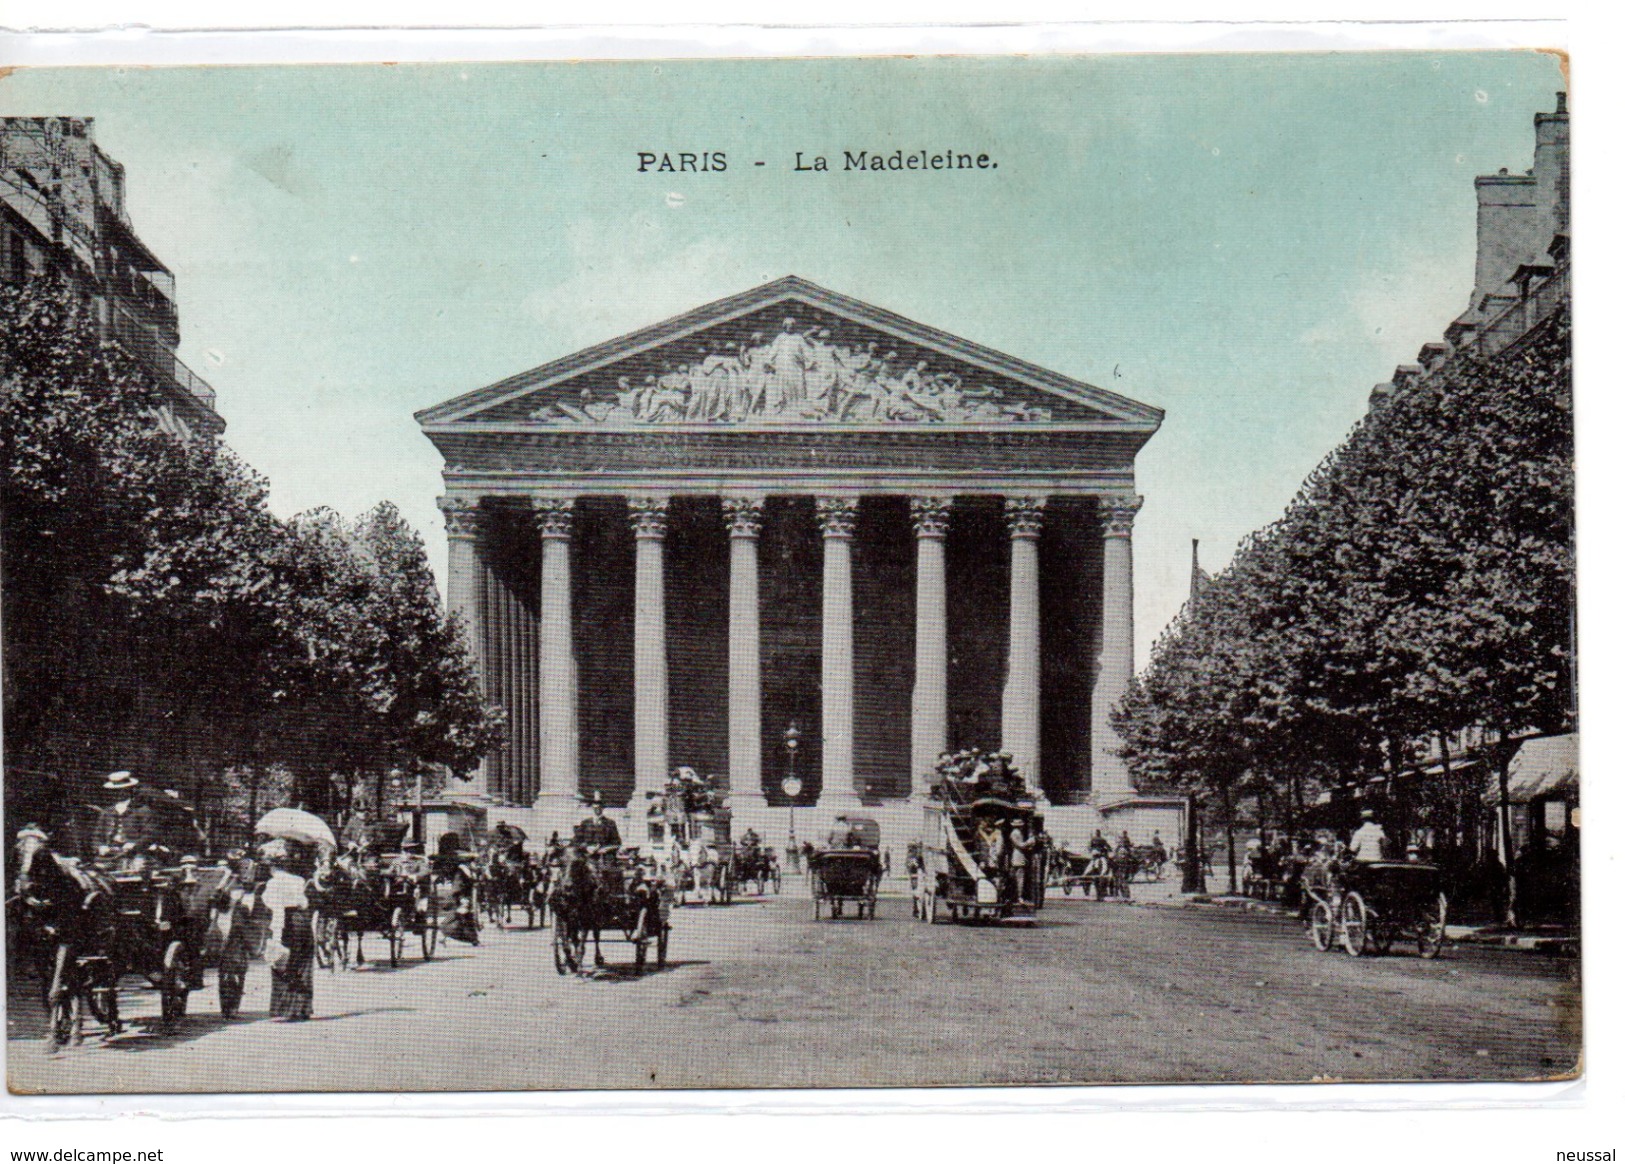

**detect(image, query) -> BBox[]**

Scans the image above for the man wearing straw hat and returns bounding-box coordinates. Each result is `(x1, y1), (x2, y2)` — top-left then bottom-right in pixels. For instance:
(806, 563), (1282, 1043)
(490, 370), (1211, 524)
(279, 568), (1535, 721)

(97, 771), (205, 867)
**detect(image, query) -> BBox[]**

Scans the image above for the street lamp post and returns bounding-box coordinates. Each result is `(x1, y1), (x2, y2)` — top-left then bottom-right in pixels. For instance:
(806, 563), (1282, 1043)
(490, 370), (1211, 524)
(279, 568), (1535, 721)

(782, 723), (802, 874)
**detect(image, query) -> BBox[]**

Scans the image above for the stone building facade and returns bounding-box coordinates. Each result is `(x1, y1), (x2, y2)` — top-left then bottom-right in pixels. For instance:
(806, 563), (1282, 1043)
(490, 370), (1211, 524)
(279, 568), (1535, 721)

(418, 277), (1181, 846)
(0, 116), (222, 439)
(1368, 94), (1569, 412)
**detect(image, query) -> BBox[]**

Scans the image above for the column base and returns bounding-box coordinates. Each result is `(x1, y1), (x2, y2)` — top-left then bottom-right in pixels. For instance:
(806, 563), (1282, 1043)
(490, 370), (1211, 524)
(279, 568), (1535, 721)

(526, 791), (588, 849)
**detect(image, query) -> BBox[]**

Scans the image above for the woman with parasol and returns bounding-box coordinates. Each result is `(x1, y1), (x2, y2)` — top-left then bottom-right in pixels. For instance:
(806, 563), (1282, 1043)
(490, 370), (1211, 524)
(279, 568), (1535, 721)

(254, 808), (334, 1021)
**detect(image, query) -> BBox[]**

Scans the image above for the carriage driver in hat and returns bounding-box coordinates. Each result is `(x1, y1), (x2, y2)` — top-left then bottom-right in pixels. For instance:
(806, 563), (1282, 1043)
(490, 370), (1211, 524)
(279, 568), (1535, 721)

(575, 791), (622, 852)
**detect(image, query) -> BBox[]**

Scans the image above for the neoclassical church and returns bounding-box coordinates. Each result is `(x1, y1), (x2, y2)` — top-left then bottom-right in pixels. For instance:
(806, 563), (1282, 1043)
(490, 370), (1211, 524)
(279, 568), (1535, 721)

(417, 277), (1183, 846)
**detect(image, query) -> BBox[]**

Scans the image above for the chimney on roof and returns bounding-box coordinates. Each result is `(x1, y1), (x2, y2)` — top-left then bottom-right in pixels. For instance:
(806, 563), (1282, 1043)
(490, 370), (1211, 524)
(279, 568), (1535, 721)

(1534, 91), (1570, 238)
(1470, 93), (1569, 313)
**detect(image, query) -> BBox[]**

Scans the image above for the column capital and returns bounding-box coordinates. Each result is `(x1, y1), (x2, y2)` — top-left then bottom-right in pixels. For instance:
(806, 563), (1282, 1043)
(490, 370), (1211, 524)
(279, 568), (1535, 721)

(1003, 495), (1048, 539)
(909, 496), (954, 539)
(437, 496), (482, 539)
(627, 496), (670, 539)
(815, 496), (859, 540)
(1099, 494), (1144, 539)
(533, 497), (575, 539)
(722, 495), (766, 538)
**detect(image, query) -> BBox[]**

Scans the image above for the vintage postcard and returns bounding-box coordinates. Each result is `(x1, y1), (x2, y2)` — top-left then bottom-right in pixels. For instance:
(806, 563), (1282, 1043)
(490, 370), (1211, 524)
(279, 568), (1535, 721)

(1, 50), (1577, 1094)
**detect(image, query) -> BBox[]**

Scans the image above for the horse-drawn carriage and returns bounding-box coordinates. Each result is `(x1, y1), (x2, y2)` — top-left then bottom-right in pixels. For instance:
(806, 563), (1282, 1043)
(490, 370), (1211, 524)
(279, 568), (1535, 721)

(667, 810), (737, 906)
(809, 847), (880, 919)
(1046, 845), (1117, 898)
(733, 837), (782, 896)
(105, 861), (232, 1026)
(1303, 858), (1449, 958)
(309, 825), (442, 970)
(548, 846), (673, 976)
(11, 836), (244, 1049)
(916, 752), (1048, 925)
(481, 844), (547, 928)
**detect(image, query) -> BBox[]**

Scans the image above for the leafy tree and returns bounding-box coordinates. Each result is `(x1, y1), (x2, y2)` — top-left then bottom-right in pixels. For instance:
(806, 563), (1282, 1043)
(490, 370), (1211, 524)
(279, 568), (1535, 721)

(1114, 303), (1573, 920)
(2, 275), (503, 845)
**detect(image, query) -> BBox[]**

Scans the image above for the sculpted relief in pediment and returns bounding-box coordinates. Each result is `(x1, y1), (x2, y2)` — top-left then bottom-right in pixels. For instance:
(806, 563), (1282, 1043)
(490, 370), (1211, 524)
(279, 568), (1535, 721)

(528, 317), (1055, 425)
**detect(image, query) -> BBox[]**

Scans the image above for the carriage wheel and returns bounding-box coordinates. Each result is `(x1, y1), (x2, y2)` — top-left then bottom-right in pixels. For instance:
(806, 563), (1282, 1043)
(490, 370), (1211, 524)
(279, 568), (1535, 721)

(46, 950), (82, 1053)
(387, 907), (407, 968)
(771, 869), (782, 894)
(1419, 893), (1449, 960)
(1309, 901), (1334, 952)
(551, 922), (576, 975)
(160, 941), (190, 1025)
(1340, 892), (1370, 957)
(218, 968), (245, 1020)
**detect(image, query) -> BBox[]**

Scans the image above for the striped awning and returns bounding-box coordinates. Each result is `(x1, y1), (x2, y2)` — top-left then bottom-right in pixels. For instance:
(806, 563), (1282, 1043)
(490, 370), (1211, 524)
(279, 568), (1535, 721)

(1505, 734), (1579, 803)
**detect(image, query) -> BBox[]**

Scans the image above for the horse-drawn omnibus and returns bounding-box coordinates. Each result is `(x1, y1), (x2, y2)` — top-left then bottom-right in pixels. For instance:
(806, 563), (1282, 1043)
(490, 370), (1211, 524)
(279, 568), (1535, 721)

(914, 751), (1048, 925)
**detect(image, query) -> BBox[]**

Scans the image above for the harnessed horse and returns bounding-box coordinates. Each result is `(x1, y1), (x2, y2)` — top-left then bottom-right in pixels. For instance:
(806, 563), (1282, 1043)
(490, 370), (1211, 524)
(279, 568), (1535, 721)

(10, 830), (119, 1050)
(481, 845), (543, 928)
(547, 843), (608, 971)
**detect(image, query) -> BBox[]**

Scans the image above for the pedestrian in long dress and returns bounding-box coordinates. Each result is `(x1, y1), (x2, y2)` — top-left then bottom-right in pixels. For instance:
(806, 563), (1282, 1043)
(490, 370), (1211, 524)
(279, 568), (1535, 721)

(259, 839), (314, 1021)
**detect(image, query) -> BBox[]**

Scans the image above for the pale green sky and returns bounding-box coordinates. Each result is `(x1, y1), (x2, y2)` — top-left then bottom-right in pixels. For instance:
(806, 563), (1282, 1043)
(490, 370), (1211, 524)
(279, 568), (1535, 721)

(0, 52), (1565, 662)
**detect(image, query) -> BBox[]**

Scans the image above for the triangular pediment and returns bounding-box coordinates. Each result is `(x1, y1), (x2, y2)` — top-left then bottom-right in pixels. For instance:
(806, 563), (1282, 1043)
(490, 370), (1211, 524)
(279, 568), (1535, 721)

(418, 277), (1162, 431)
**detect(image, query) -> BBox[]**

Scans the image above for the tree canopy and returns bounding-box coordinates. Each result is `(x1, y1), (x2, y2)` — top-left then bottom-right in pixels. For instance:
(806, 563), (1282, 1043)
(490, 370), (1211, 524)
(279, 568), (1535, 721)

(1, 277), (503, 842)
(1114, 306), (1574, 819)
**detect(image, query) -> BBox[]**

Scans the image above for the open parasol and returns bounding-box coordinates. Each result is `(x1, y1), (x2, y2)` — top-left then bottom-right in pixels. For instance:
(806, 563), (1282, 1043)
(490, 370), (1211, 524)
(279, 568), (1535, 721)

(255, 807), (337, 851)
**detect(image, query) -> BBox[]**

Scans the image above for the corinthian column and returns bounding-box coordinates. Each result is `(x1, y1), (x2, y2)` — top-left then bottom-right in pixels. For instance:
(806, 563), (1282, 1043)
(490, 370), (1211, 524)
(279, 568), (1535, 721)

(724, 496), (769, 834)
(629, 497), (670, 808)
(1091, 494), (1143, 805)
(817, 496), (861, 812)
(439, 496), (489, 798)
(1001, 496), (1046, 798)
(534, 498), (579, 827)
(909, 497), (952, 801)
